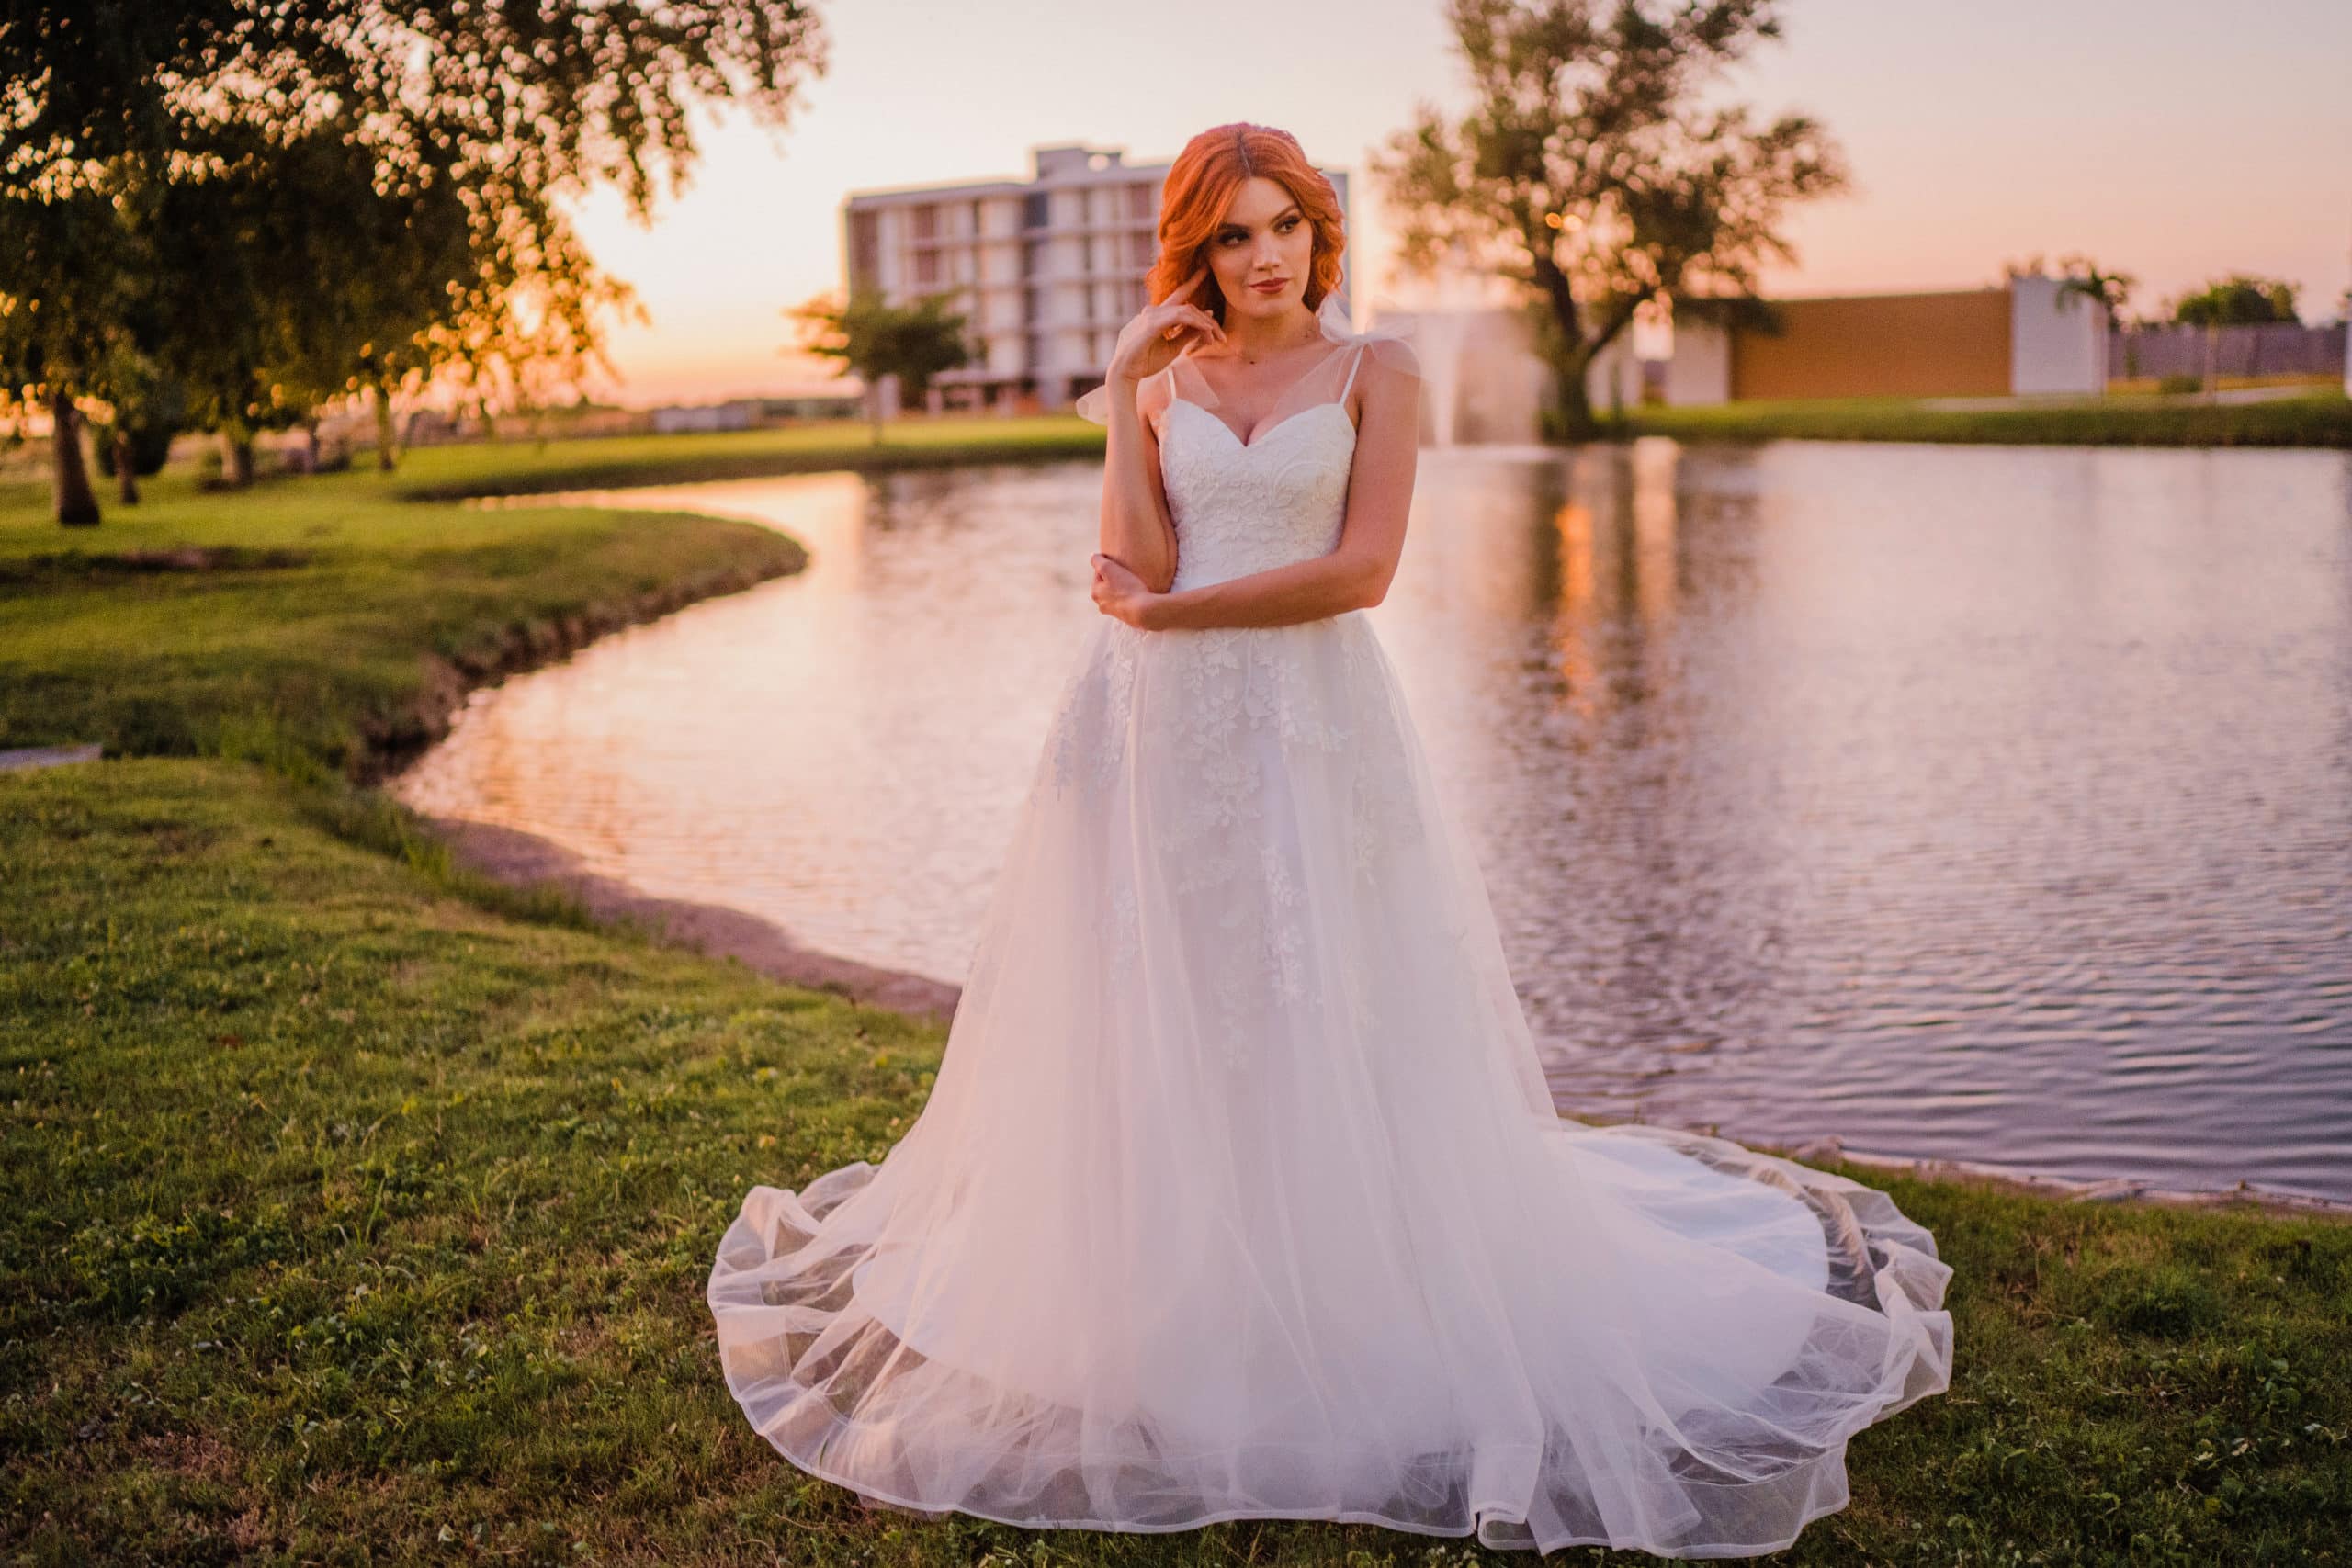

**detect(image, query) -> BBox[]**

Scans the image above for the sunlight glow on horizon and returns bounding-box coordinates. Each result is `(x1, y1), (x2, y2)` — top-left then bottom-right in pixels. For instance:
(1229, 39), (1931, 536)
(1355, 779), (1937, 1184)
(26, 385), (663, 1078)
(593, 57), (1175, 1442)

(568, 0), (2351, 408)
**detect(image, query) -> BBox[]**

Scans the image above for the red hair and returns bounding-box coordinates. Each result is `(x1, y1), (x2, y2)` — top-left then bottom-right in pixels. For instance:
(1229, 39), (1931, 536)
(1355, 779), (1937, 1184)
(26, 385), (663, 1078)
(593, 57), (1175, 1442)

(1148, 123), (1346, 326)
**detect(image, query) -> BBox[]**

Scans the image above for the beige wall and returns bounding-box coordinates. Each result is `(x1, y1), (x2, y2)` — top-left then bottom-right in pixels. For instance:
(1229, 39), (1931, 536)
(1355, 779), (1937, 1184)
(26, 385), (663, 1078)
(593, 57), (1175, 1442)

(1730, 288), (2012, 400)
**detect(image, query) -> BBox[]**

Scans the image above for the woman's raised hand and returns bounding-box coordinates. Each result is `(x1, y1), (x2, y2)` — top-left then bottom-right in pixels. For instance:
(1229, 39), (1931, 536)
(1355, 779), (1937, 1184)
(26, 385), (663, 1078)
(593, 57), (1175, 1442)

(1105, 269), (1227, 390)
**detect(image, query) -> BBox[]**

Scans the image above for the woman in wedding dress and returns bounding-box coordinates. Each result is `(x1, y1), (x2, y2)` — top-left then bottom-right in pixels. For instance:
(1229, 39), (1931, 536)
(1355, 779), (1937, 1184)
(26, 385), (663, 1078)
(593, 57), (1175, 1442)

(708, 122), (1952, 1558)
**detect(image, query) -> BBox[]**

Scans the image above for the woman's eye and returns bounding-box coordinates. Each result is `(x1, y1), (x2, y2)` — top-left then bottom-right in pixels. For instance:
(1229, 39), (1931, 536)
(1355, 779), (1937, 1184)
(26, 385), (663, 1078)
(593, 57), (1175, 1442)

(1221, 220), (1298, 243)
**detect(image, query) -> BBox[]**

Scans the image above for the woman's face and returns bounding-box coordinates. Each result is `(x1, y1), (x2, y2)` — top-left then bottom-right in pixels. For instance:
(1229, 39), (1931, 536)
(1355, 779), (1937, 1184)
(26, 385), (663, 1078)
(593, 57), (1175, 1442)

(1207, 175), (1316, 326)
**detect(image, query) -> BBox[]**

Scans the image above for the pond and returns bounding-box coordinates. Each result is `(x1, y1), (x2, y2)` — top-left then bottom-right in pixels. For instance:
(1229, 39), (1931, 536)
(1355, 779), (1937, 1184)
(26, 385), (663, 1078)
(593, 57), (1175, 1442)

(391, 438), (2352, 1204)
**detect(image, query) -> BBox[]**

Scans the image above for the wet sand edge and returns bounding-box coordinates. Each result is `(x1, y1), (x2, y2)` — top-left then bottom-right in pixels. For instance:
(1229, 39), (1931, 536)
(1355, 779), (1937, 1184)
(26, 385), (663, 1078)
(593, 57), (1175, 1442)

(426, 815), (963, 1026)
(424, 812), (2348, 1223)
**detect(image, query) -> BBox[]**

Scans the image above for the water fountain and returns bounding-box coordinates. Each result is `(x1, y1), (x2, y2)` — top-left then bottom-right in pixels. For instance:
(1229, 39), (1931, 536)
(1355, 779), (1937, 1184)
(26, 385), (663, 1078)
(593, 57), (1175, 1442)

(1417, 310), (1468, 446)
(1369, 248), (1542, 446)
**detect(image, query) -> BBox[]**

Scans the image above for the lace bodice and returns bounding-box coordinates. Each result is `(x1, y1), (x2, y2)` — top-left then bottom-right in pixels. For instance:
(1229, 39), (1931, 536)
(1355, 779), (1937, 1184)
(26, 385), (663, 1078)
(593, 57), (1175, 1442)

(1150, 342), (1365, 594)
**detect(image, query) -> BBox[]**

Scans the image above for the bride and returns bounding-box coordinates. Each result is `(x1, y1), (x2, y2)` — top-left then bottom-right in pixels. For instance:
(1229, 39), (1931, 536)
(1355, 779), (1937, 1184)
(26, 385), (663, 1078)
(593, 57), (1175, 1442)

(708, 122), (1952, 1558)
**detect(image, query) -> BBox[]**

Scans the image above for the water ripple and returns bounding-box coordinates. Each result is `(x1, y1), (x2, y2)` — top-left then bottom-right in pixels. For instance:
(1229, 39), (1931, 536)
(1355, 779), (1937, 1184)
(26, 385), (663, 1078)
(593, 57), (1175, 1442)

(393, 443), (2352, 1203)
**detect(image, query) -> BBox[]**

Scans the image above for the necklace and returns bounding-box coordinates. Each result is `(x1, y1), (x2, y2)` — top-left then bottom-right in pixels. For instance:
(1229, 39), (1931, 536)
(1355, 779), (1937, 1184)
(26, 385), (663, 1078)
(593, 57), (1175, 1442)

(1233, 321), (1321, 365)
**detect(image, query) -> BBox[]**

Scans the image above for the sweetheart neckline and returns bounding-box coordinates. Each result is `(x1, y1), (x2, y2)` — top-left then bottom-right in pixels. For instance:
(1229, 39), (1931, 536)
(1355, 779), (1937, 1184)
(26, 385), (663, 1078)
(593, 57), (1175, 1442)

(1165, 395), (1356, 452)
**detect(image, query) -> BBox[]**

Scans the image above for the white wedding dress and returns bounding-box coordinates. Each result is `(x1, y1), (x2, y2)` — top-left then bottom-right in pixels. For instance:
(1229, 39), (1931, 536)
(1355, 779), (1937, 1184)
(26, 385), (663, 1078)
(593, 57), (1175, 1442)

(708, 301), (1953, 1558)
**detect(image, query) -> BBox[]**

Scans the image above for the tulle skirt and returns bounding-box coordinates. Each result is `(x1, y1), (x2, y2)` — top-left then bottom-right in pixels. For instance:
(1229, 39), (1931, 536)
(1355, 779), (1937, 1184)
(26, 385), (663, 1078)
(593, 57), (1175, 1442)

(708, 610), (1952, 1557)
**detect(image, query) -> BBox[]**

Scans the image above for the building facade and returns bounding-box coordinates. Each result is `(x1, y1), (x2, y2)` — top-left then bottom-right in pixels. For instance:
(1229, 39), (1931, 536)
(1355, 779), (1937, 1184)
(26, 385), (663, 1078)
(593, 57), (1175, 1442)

(1664, 274), (2111, 405)
(842, 142), (1351, 414)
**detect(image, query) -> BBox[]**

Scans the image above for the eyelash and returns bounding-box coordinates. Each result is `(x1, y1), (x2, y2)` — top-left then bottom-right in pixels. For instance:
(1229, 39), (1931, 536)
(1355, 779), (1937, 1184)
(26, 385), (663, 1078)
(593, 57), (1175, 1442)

(1221, 217), (1301, 244)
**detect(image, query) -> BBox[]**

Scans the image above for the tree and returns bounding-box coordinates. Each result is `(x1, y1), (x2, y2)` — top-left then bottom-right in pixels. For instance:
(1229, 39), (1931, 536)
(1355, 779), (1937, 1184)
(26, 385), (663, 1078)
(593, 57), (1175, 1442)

(139, 117), (487, 485)
(788, 290), (975, 444)
(2168, 275), (2301, 327)
(91, 361), (189, 505)
(2012, 253), (2137, 328)
(0, 178), (153, 524)
(1, 0), (829, 517)
(1371, 0), (1849, 436)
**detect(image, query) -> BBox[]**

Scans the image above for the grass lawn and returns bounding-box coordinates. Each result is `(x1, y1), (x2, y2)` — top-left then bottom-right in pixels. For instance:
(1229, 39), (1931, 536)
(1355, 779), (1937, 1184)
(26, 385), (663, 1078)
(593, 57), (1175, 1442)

(386, 415), (1106, 501)
(0, 467), (809, 775)
(1621, 389), (2352, 447)
(5, 759), (2347, 1565)
(3, 440), (2348, 1563)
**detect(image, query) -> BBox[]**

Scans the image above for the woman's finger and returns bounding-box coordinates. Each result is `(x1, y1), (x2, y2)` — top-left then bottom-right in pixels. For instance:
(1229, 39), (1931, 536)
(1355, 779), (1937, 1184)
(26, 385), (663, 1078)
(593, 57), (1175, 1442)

(1156, 268), (1208, 309)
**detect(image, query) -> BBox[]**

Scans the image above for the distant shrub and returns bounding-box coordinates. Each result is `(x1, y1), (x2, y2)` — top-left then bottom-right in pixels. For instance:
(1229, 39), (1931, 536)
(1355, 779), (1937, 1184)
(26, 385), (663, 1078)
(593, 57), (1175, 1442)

(2156, 372), (2205, 396)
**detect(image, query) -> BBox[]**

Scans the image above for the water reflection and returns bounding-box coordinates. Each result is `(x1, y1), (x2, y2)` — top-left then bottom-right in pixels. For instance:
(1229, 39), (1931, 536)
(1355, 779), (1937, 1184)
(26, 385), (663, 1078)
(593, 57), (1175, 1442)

(395, 442), (2352, 1202)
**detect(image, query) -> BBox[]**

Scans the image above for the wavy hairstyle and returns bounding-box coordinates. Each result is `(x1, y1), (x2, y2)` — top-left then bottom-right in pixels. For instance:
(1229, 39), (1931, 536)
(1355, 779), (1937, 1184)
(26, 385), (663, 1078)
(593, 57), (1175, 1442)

(1147, 123), (1346, 326)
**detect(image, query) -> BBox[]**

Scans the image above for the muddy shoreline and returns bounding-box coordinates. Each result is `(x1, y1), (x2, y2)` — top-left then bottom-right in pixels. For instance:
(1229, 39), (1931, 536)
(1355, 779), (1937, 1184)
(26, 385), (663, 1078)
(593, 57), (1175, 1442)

(426, 816), (962, 1023)
(422, 813), (2349, 1222)
(354, 540), (808, 787)
(381, 485), (2348, 1226)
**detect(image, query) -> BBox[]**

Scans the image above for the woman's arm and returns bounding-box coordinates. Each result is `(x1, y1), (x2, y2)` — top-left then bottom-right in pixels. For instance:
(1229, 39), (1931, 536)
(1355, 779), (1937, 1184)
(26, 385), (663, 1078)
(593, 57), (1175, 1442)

(1097, 378), (1179, 594)
(1122, 350), (1418, 632)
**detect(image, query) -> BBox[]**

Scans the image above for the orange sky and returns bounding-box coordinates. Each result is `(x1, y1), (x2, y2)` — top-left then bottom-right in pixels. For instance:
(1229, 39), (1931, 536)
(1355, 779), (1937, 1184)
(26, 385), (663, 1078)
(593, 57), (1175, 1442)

(568, 0), (2352, 406)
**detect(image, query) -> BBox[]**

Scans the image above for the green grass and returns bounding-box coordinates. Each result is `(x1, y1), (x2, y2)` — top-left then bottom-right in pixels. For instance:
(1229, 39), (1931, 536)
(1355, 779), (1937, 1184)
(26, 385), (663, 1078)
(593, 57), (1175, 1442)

(0, 467), (809, 775)
(0, 759), (944, 1563)
(385, 414), (1107, 500)
(4, 432), (2349, 1562)
(1621, 389), (2352, 447)
(5, 759), (2347, 1565)
(1, 415), (1111, 770)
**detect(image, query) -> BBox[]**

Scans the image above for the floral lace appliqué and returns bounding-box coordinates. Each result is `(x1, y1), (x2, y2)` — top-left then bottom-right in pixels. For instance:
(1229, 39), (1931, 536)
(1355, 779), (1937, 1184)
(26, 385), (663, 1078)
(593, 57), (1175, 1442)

(1038, 358), (1430, 1070)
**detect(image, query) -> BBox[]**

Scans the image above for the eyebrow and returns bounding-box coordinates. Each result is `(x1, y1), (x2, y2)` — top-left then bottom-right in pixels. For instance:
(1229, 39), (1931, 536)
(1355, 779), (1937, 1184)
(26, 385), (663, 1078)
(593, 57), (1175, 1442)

(1217, 206), (1302, 234)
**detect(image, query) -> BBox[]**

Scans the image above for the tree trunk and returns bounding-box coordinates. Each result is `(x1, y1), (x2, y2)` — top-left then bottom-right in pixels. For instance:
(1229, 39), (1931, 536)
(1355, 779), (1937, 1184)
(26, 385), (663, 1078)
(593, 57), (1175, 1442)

(222, 430), (254, 486)
(114, 426), (140, 505)
(301, 417), (322, 474)
(1551, 356), (1598, 441)
(1527, 251), (1605, 443)
(867, 384), (884, 446)
(373, 381), (399, 470)
(51, 389), (100, 526)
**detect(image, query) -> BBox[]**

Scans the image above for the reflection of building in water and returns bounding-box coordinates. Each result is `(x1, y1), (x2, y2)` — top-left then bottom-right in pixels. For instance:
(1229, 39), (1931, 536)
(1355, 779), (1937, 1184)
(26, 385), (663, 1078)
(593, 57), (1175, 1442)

(842, 142), (1350, 418)
(1664, 273), (2109, 403)
(1544, 442), (1683, 726)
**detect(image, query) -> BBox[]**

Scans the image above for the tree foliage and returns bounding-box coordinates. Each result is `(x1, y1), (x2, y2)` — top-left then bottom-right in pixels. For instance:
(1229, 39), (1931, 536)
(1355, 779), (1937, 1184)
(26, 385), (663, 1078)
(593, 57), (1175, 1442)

(2168, 275), (2301, 328)
(0, 0), (828, 520)
(2007, 253), (2138, 328)
(788, 290), (975, 443)
(1369, 0), (1848, 434)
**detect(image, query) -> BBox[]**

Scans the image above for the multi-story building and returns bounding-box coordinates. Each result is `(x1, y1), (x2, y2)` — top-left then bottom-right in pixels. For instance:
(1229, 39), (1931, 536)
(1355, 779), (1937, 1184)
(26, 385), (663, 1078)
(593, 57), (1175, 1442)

(842, 142), (1350, 415)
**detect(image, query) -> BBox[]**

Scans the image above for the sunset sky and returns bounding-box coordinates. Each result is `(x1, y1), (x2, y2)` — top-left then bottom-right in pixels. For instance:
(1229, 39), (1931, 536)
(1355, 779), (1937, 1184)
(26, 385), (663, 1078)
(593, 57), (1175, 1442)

(568, 0), (2352, 406)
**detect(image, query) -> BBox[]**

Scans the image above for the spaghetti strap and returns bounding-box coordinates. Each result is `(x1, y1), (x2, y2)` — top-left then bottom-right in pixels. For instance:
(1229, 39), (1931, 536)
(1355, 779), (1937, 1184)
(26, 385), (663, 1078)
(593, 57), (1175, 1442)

(1339, 341), (1366, 403)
